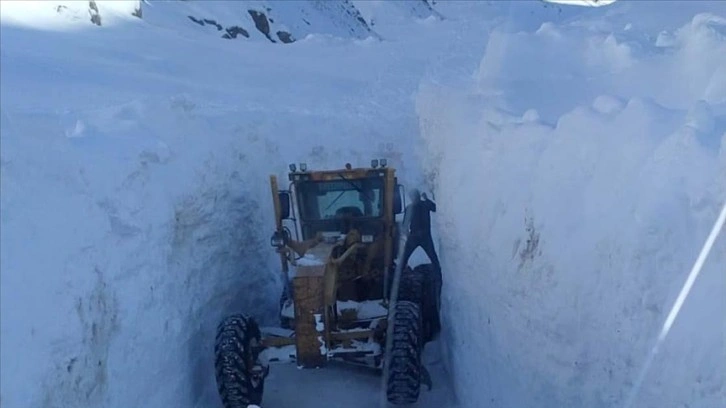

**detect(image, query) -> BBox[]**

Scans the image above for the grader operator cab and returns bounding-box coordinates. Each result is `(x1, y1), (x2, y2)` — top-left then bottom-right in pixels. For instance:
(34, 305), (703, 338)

(213, 160), (442, 408)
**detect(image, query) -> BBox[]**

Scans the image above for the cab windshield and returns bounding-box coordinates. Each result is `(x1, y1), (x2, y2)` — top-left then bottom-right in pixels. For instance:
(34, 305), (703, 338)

(296, 177), (384, 221)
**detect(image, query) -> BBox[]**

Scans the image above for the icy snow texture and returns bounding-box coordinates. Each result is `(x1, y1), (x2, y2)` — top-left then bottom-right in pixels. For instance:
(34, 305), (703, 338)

(2, 1), (726, 408)
(416, 2), (726, 408)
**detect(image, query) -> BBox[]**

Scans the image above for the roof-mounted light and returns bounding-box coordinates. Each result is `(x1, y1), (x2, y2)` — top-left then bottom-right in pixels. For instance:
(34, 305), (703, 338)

(371, 159), (379, 168)
(380, 158), (387, 168)
(289, 163), (297, 172)
(300, 163), (307, 172)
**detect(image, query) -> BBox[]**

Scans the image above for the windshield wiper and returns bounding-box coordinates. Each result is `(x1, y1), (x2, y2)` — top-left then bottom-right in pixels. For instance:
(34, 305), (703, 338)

(323, 173), (376, 214)
(337, 172), (374, 203)
(324, 190), (347, 212)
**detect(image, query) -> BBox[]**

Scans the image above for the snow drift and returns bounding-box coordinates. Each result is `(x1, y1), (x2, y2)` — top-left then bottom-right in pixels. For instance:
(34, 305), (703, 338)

(416, 2), (726, 407)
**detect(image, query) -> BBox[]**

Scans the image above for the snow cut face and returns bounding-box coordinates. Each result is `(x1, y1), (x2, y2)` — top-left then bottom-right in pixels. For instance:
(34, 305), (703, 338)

(416, 2), (726, 407)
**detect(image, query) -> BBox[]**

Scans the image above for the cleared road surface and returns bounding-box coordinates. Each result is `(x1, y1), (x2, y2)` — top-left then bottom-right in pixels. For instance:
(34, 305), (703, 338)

(258, 339), (456, 408)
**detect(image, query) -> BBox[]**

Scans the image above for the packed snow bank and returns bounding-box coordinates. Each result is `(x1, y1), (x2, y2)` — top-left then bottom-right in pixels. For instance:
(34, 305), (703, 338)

(416, 3), (726, 408)
(0, 96), (284, 406)
(0, 1), (491, 407)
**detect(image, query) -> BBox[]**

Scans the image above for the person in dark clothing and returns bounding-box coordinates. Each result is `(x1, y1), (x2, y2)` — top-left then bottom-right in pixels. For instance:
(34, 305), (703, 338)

(401, 189), (443, 348)
(401, 188), (441, 271)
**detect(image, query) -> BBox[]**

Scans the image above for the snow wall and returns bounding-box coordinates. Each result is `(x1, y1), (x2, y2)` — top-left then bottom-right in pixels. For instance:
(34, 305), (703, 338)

(415, 3), (726, 408)
(0, 74), (423, 408)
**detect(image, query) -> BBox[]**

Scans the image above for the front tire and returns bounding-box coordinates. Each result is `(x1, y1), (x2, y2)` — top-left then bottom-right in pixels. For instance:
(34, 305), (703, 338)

(214, 314), (267, 408)
(386, 300), (423, 405)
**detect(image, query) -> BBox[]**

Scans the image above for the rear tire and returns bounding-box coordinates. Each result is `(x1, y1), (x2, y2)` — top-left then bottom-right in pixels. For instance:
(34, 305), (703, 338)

(386, 300), (423, 405)
(214, 314), (266, 408)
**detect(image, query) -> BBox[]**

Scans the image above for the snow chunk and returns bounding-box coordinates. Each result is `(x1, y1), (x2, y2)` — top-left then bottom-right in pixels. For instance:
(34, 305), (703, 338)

(295, 254), (325, 266)
(280, 301), (294, 319)
(585, 34), (633, 72)
(656, 30), (677, 47)
(318, 336), (327, 356)
(336, 300), (387, 320)
(65, 120), (87, 138)
(259, 345), (296, 364)
(314, 313), (325, 332)
(685, 100), (715, 134)
(592, 95), (625, 115)
(535, 22), (562, 39)
(522, 109), (540, 123)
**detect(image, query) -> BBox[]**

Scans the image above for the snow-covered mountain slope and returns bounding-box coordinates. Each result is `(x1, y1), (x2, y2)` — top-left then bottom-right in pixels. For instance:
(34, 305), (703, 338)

(2, 1), (725, 408)
(144, 0), (377, 43)
(0, 0), (443, 42)
(0, 0), (142, 30)
(415, 1), (726, 407)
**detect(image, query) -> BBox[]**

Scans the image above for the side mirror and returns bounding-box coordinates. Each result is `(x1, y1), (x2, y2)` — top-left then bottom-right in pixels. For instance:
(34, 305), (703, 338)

(278, 191), (291, 220)
(393, 184), (405, 214)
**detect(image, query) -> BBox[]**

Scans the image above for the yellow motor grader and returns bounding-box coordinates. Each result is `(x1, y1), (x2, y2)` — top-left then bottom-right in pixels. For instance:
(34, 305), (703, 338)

(213, 160), (441, 407)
